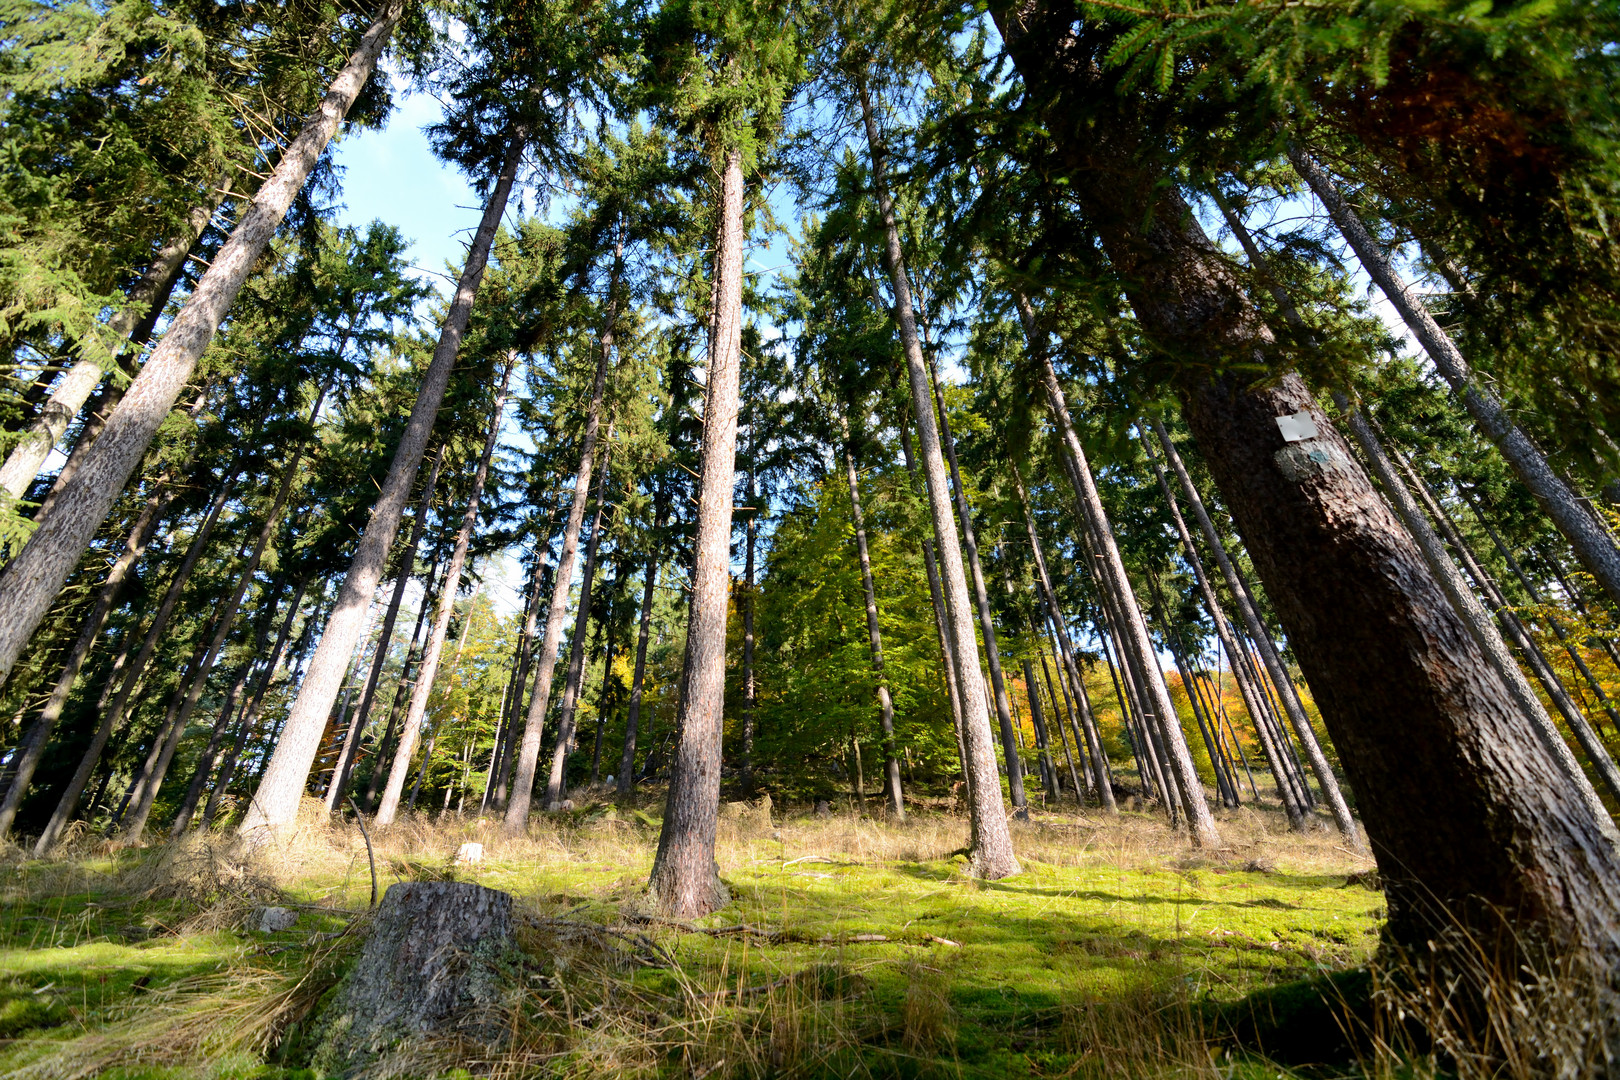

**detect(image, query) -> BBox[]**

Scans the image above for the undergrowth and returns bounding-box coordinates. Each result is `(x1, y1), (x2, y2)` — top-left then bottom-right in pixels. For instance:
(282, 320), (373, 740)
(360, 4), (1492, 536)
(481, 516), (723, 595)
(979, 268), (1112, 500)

(0, 792), (1579, 1078)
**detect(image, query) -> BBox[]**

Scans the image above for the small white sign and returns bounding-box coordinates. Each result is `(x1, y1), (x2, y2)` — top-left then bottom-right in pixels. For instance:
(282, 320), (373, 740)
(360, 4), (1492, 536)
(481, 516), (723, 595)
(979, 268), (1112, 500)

(1276, 410), (1319, 443)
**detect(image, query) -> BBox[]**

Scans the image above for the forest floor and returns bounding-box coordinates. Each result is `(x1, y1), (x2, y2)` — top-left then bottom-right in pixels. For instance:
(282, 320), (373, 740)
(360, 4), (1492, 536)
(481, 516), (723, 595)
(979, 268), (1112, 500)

(0, 793), (1391, 1078)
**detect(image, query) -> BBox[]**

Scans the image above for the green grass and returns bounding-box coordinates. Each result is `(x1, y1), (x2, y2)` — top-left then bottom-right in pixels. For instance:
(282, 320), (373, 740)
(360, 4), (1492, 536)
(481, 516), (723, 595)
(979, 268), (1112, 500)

(0, 799), (1384, 1078)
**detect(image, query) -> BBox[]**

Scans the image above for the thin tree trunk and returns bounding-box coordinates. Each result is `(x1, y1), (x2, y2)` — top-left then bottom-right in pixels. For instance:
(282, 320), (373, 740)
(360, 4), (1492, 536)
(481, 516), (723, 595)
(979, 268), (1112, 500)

(373, 360), (511, 827)
(243, 135), (522, 839)
(840, 408), (904, 819)
(486, 551), (543, 810)
(590, 590), (618, 788)
(1011, 464), (1115, 809)
(899, 423), (969, 787)
(648, 145), (750, 915)
(121, 414), (314, 841)
(0, 2), (406, 688)
(500, 543), (551, 808)
(327, 445), (444, 811)
(1038, 651), (1085, 801)
(362, 557), (439, 812)
(926, 353), (1029, 810)
(0, 472), (179, 840)
(505, 326), (610, 834)
(854, 81), (1017, 877)
(740, 423), (757, 795)
(544, 443), (612, 809)
(1022, 325), (1213, 841)
(618, 490), (665, 798)
(1290, 147), (1620, 611)
(168, 571), (289, 835)
(201, 575), (308, 830)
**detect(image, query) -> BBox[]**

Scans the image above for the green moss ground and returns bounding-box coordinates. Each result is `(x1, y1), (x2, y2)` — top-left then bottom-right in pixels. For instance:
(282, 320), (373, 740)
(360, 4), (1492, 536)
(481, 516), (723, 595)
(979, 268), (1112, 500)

(0, 805), (1383, 1077)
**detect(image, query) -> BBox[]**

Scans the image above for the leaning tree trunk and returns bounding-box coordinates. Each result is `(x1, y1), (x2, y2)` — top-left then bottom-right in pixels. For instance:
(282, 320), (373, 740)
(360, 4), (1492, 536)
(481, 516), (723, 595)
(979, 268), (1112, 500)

(856, 79), (1017, 878)
(543, 443), (612, 809)
(363, 559), (439, 812)
(1332, 396), (1620, 822)
(648, 146), (748, 916)
(1150, 419), (1360, 840)
(840, 408), (904, 819)
(0, 0), (406, 690)
(1011, 463), (1115, 809)
(1020, 309), (1216, 843)
(0, 469), (179, 841)
(38, 476), (235, 827)
(927, 353), (1028, 811)
(618, 486), (667, 798)
(374, 362), (510, 827)
(200, 575), (309, 831)
(327, 444), (445, 812)
(0, 187), (227, 500)
(243, 137), (522, 840)
(121, 419), (312, 841)
(900, 424), (970, 787)
(504, 333), (610, 832)
(495, 543), (550, 809)
(168, 571), (289, 836)
(1290, 148), (1620, 612)
(995, 0), (1620, 964)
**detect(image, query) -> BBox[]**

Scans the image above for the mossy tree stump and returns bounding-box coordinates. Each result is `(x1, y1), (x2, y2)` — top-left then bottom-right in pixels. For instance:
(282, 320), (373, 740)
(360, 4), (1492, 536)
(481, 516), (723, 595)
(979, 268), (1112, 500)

(312, 881), (517, 1074)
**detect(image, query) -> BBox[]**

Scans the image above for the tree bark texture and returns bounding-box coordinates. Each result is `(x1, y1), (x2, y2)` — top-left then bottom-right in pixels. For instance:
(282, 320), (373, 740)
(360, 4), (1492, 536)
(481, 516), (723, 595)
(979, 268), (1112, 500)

(374, 362), (510, 827)
(0, 1), (406, 689)
(856, 81), (1017, 878)
(310, 882), (515, 1074)
(1333, 398), (1620, 827)
(243, 135), (521, 839)
(648, 146), (747, 915)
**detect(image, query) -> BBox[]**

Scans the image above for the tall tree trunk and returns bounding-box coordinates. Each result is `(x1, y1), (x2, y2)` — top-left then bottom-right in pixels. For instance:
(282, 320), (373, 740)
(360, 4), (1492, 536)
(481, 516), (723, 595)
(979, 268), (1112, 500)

(120, 409), (314, 841)
(1138, 422), (1302, 821)
(326, 445), (444, 812)
(1290, 148), (1620, 611)
(0, 1), (406, 688)
(854, 80), (1017, 877)
(618, 487), (666, 798)
(648, 146), (748, 915)
(740, 455), (757, 795)
(996, 0), (1620, 961)
(1038, 650), (1086, 801)
(0, 470), (180, 840)
(543, 443), (612, 809)
(168, 571), (289, 835)
(899, 423), (969, 787)
(1011, 465), (1115, 809)
(840, 408), (904, 819)
(927, 353), (1028, 811)
(505, 344), (610, 832)
(373, 361), (510, 827)
(363, 555), (440, 812)
(487, 549), (543, 810)
(243, 136), (522, 839)
(498, 544), (550, 808)
(1020, 310), (1215, 842)
(0, 187), (227, 500)
(201, 575), (309, 830)
(589, 581), (619, 788)
(1150, 419), (1359, 838)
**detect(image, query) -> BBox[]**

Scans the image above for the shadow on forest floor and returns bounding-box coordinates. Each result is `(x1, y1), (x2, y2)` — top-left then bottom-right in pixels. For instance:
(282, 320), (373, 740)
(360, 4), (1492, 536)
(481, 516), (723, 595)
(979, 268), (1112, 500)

(0, 795), (1407, 1078)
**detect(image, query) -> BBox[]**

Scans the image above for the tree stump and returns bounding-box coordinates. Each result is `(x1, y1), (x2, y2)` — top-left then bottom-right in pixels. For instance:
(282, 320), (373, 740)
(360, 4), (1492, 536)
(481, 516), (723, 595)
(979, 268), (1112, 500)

(311, 881), (517, 1075)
